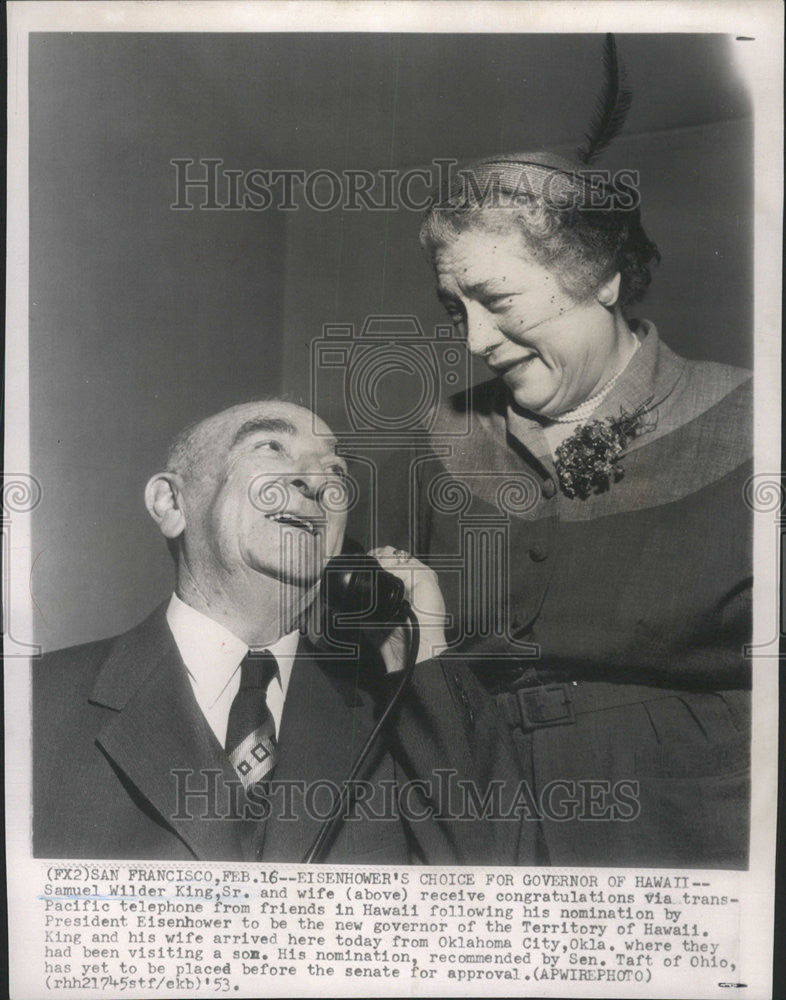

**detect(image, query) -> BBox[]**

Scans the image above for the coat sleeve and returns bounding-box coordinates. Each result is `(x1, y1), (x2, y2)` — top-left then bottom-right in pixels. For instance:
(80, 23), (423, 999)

(381, 655), (530, 865)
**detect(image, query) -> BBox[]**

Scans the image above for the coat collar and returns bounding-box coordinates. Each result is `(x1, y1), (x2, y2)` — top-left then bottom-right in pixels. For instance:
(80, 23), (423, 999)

(89, 603), (173, 709)
(588, 319), (687, 428)
(91, 604), (245, 860)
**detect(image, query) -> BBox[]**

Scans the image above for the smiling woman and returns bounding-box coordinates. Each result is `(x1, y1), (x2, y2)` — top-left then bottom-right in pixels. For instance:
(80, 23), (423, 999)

(421, 149), (661, 424)
(429, 225), (638, 419)
(408, 119), (752, 869)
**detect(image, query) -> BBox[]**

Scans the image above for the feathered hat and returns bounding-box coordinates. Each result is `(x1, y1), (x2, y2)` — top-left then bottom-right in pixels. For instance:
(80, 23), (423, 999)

(437, 34), (633, 209)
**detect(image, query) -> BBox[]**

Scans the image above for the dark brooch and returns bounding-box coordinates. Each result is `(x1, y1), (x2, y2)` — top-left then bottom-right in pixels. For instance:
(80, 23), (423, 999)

(555, 400), (654, 500)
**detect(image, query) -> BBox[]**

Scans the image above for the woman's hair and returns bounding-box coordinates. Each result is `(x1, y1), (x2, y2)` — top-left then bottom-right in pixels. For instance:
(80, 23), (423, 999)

(420, 182), (660, 308)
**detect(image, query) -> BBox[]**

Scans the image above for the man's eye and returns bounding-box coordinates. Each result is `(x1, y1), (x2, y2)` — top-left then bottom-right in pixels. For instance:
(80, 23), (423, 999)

(328, 465), (348, 480)
(254, 439), (282, 453)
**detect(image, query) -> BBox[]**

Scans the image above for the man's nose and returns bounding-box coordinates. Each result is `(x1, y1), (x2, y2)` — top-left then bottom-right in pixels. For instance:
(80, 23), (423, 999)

(464, 303), (505, 358)
(288, 473), (323, 501)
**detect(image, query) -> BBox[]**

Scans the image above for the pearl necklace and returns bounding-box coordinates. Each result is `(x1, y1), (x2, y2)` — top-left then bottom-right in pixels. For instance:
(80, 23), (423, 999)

(549, 335), (641, 424)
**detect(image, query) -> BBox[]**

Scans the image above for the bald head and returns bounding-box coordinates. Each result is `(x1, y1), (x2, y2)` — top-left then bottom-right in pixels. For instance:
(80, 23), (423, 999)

(164, 400), (334, 488)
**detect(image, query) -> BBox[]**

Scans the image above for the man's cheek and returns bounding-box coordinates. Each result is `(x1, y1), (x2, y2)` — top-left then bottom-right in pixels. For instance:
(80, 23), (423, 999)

(329, 517), (346, 557)
(241, 516), (276, 564)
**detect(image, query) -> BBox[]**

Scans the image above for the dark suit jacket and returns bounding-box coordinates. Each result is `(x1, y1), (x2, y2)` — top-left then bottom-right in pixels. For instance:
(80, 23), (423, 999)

(34, 604), (524, 864)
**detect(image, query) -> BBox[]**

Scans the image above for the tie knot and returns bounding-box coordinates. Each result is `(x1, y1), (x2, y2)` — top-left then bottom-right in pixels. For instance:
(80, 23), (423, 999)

(239, 651), (278, 691)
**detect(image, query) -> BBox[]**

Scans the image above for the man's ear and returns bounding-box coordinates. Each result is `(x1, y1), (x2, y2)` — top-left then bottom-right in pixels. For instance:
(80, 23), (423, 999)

(596, 272), (622, 308)
(145, 473), (186, 539)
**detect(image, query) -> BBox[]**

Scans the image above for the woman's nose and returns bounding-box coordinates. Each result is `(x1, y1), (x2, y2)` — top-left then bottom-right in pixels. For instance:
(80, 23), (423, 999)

(464, 304), (504, 357)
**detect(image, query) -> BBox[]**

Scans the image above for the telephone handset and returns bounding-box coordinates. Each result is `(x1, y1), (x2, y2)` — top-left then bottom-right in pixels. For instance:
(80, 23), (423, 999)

(303, 537), (420, 864)
(320, 536), (407, 627)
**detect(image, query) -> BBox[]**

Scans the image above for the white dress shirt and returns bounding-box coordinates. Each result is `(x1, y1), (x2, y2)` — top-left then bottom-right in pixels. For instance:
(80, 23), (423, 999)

(166, 593), (299, 749)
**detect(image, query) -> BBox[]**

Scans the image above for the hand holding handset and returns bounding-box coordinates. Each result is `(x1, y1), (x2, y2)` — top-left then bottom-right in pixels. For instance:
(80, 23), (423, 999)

(321, 537), (447, 670)
(320, 536), (408, 629)
(303, 539), (421, 863)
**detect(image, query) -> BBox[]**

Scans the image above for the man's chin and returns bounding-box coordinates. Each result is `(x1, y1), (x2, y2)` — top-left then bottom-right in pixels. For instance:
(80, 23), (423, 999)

(243, 558), (322, 590)
(258, 561), (321, 587)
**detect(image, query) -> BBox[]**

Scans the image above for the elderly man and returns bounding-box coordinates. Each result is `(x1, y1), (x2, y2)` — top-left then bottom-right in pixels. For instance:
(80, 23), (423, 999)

(33, 400), (521, 863)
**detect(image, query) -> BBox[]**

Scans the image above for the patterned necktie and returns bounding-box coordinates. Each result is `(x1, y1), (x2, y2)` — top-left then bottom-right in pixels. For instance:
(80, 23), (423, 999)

(225, 651), (279, 789)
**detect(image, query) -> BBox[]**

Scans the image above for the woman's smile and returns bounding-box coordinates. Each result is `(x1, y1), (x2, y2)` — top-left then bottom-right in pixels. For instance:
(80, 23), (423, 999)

(434, 225), (631, 417)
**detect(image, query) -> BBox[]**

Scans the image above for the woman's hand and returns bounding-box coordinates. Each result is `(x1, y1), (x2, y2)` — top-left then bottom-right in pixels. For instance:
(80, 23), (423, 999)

(367, 546), (448, 673)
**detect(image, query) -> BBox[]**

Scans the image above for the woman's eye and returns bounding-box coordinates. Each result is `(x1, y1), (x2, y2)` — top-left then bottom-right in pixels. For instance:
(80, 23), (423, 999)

(484, 295), (513, 312)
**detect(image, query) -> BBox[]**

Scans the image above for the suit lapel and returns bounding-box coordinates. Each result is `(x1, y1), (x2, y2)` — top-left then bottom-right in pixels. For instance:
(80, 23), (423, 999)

(91, 606), (245, 861)
(259, 640), (372, 863)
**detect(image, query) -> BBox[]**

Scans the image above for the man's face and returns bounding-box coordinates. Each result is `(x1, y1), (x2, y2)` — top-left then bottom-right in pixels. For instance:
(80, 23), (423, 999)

(184, 402), (348, 589)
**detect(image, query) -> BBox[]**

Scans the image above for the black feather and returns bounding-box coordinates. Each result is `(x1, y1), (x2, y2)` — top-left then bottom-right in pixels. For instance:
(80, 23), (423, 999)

(576, 34), (633, 165)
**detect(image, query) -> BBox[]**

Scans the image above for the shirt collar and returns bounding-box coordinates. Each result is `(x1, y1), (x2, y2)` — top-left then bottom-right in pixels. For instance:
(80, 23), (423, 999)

(255, 628), (299, 701)
(166, 593), (299, 708)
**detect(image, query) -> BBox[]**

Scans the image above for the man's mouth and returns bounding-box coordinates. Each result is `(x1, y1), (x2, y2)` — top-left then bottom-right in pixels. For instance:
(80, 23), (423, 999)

(266, 512), (320, 535)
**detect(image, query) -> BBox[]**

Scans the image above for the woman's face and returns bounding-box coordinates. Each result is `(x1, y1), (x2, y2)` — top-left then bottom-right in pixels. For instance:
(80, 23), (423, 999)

(433, 225), (623, 417)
